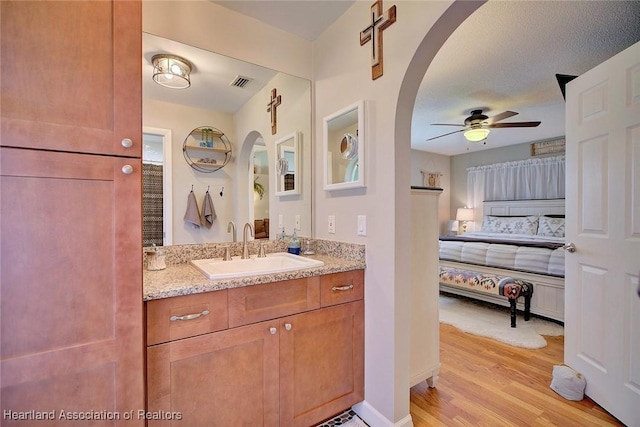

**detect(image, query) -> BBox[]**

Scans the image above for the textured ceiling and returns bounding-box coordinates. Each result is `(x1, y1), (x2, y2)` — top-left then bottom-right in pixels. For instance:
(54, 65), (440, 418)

(413, 1), (640, 155)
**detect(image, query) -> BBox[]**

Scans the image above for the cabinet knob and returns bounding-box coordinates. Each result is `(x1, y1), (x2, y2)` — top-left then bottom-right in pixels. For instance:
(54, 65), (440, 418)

(121, 165), (134, 175)
(269, 327), (277, 335)
(284, 323), (292, 331)
(121, 138), (133, 148)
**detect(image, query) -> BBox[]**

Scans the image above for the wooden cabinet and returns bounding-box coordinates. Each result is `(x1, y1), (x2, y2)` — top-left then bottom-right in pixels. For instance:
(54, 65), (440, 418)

(146, 271), (364, 426)
(147, 320), (281, 426)
(280, 301), (364, 427)
(0, 1), (144, 424)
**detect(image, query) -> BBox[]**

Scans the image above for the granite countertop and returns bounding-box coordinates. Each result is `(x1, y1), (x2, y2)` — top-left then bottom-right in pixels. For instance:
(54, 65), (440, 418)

(143, 253), (366, 301)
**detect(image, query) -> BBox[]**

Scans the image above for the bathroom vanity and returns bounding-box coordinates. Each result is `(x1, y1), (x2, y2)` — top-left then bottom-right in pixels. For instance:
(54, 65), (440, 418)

(144, 245), (365, 426)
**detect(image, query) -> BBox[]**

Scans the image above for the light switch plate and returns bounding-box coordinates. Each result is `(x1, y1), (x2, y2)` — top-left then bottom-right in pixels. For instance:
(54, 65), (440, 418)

(295, 215), (301, 230)
(278, 214), (283, 230)
(328, 215), (336, 234)
(357, 215), (366, 236)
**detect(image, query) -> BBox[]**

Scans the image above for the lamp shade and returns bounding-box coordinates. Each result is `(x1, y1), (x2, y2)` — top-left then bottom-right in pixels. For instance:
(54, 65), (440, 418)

(152, 54), (192, 89)
(456, 207), (474, 222)
(464, 128), (490, 142)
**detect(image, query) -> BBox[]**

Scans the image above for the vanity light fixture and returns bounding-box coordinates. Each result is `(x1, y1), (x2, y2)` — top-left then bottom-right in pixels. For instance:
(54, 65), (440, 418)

(151, 54), (192, 89)
(463, 127), (490, 142)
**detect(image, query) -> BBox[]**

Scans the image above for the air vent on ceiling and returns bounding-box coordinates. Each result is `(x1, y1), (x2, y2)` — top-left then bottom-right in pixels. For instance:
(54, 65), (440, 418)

(230, 75), (253, 88)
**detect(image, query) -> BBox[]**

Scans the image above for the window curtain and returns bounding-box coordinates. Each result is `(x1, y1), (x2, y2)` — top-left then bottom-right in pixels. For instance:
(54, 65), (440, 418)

(466, 155), (565, 226)
(142, 163), (164, 246)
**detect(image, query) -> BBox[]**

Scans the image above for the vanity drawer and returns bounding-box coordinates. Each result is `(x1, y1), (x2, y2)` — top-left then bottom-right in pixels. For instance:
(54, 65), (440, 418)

(147, 290), (229, 345)
(320, 270), (364, 307)
(228, 277), (320, 327)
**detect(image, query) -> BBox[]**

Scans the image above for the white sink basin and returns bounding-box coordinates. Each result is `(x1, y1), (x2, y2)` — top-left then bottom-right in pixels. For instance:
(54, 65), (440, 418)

(191, 252), (324, 279)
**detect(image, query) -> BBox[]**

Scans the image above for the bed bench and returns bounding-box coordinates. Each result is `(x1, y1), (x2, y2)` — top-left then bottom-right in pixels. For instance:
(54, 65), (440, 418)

(439, 265), (533, 328)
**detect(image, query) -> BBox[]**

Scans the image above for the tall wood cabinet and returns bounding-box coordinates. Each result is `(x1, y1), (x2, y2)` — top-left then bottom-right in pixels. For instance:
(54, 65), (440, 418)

(1, 2), (144, 425)
(409, 187), (442, 387)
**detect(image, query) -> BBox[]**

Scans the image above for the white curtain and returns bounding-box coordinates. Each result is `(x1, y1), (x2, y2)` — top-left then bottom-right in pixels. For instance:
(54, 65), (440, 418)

(466, 155), (565, 226)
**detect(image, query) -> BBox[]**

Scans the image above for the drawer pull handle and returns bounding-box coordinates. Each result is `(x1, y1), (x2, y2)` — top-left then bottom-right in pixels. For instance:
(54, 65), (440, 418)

(269, 327), (277, 335)
(284, 323), (292, 331)
(170, 310), (210, 322)
(331, 284), (354, 292)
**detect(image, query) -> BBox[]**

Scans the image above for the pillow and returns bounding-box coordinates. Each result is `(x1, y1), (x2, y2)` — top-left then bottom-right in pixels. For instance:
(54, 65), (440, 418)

(537, 216), (565, 237)
(481, 215), (539, 235)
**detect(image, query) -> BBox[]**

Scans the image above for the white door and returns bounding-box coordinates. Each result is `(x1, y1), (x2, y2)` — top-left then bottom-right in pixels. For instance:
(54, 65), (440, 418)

(565, 40), (640, 427)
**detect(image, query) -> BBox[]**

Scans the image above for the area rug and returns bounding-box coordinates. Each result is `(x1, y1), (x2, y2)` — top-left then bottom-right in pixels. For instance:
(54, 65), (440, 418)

(439, 294), (563, 349)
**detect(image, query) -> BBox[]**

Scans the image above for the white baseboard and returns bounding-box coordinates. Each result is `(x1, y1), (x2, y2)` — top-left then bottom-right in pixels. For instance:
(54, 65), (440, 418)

(353, 401), (414, 427)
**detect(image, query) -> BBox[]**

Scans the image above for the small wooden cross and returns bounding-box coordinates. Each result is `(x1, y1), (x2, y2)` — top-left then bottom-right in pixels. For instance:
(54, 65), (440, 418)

(267, 88), (282, 135)
(360, 0), (396, 80)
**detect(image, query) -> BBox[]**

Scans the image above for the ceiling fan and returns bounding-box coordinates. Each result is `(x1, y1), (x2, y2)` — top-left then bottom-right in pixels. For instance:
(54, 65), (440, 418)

(426, 109), (541, 142)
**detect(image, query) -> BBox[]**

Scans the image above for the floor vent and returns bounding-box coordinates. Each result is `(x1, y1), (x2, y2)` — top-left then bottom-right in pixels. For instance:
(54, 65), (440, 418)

(230, 75), (252, 88)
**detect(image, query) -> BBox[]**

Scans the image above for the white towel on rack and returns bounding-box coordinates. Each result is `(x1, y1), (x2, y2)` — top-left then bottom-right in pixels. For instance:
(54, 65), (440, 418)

(201, 191), (216, 228)
(183, 190), (202, 228)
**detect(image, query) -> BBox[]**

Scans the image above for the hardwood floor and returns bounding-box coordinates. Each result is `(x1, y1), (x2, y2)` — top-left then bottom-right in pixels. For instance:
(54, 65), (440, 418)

(410, 323), (624, 426)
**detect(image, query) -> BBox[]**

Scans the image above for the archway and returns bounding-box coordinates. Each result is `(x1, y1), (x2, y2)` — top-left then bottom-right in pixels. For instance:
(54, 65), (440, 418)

(236, 130), (270, 237)
(391, 1), (484, 425)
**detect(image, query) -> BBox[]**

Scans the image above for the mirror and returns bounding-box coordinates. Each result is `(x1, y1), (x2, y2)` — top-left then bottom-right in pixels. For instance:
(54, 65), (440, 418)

(142, 33), (312, 245)
(323, 100), (365, 190)
(274, 132), (300, 196)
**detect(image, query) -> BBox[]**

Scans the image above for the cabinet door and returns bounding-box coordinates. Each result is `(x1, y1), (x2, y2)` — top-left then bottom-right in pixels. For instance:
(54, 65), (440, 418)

(279, 301), (364, 427)
(0, 148), (143, 424)
(0, 1), (141, 157)
(147, 321), (280, 426)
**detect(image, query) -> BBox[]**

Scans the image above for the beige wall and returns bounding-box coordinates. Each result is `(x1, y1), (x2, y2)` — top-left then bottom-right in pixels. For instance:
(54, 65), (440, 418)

(410, 149), (451, 235)
(313, 2), (483, 423)
(143, 100), (236, 244)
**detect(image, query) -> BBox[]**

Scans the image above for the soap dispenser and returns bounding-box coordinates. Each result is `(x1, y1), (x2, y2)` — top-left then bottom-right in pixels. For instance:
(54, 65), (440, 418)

(287, 230), (301, 255)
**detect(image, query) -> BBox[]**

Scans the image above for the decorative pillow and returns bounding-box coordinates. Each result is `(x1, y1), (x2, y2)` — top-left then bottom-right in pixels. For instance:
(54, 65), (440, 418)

(481, 215), (539, 235)
(537, 216), (565, 237)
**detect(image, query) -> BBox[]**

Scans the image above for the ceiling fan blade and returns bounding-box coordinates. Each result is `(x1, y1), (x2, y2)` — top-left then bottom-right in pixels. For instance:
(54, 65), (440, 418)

(426, 128), (466, 141)
(488, 121), (541, 128)
(487, 111), (518, 124)
(430, 123), (466, 127)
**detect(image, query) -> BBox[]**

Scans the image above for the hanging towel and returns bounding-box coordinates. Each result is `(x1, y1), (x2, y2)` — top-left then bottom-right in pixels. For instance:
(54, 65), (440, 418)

(201, 190), (217, 228)
(183, 190), (202, 228)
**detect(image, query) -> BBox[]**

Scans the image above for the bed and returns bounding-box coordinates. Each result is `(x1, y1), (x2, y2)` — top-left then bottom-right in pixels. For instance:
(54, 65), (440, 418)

(439, 199), (566, 322)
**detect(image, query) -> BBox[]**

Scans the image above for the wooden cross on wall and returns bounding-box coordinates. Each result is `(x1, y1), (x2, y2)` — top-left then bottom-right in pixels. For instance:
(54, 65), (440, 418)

(360, 0), (396, 80)
(267, 88), (281, 135)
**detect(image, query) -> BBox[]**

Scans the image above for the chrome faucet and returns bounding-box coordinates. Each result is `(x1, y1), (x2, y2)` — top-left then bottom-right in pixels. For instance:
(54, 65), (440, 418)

(241, 222), (254, 259)
(227, 221), (237, 242)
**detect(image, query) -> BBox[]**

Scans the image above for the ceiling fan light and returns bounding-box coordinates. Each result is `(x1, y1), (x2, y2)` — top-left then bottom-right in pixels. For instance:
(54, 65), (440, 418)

(152, 54), (192, 89)
(464, 128), (490, 142)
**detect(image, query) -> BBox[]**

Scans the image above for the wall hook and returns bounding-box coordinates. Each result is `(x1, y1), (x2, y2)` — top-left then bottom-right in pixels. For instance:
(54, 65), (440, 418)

(219, 186), (224, 197)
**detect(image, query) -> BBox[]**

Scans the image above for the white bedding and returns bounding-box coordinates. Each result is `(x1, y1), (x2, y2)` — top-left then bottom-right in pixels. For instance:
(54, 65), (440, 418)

(439, 232), (565, 277)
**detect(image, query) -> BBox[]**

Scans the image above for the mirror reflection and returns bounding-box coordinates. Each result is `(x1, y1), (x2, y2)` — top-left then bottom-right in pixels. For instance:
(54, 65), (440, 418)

(275, 132), (300, 196)
(323, 100), (365, 190)
(142, 33), (311, 246)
